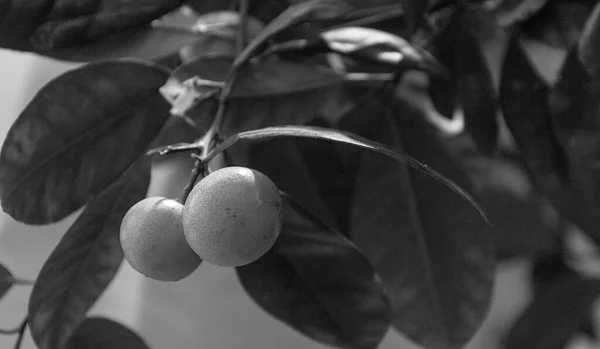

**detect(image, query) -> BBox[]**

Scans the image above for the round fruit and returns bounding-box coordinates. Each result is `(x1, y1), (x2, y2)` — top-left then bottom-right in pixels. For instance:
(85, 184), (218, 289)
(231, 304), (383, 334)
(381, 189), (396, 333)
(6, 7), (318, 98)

(183, 166), (283, 267)
(120, 197), (201, 281)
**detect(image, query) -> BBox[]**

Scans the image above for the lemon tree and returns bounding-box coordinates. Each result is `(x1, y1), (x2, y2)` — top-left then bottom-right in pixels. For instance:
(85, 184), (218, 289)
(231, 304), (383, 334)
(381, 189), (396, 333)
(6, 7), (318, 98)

(0, 0), (598, 349)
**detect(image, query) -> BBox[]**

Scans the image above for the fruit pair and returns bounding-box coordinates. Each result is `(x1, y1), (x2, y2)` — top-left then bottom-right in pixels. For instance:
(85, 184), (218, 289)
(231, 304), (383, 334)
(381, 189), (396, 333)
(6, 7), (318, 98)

(119, 166), (283, 281)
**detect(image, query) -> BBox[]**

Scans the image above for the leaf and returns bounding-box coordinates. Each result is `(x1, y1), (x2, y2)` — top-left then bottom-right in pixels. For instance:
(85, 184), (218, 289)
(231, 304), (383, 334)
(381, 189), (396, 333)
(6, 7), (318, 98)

(499, 38), (568, 191)
(490, 0), (550, 26)
(65, 317), (150, 349)
(338, 102), (494, 349)
(234, 0), (353, 67)
(243, 138), (339, 231)
(579, 2), (600, 80)
(186, 0), (231, 14)
(456, 29), (499, 155)
(28, 159), (150, 349)
(237, 195), (391, 349)
(272, 26), (445, 75)
(44, 25), (199, 62)
(0, 60), (170, 224)
(505, 275), (600, 349)
(0, 263), (13, 301)
(545, 51), (600, 242)
(159, 55), (346, 137)
(0, 0), (185, 51)
(187, 0), (289, 24)
(205, 125), (487, 219)
(459, 149), (560, 261)
(168, 56), (344, 98)
(428, 13), (460, 119)
(402, 0), (429, 36)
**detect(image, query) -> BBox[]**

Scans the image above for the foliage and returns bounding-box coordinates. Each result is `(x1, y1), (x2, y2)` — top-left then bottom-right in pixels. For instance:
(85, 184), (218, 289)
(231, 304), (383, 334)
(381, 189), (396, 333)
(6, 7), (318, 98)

(0, 0), (599, 349)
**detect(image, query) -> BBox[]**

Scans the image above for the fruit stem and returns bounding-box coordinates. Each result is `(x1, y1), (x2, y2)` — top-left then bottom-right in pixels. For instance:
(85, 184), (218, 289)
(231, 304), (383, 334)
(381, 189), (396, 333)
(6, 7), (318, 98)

(181, 157), (209, 203)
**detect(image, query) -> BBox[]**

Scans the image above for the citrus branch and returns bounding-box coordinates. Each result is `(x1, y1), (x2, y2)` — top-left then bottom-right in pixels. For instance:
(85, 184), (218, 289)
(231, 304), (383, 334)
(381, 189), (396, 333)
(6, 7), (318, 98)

(12, 317), (27, 349)
(237, 0), (249, 55)
(1, 275), (34, 286)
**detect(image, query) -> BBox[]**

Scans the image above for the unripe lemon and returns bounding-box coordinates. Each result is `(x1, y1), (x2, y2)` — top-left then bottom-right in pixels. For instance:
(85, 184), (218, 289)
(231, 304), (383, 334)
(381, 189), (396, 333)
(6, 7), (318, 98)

(120, 197), (201, 281)
(183, 166), (283, 267)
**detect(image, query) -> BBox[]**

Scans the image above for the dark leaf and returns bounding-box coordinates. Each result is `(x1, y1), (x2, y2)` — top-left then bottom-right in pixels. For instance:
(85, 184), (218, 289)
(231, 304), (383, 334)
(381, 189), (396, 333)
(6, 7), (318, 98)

(159, 55), (346, 138)
(187, 0), (289, 24)
(338, 102), (493, 349)
(167, 56), (343, 98)
(428, 12), (460, 119)
(456, 29), (499, 155)
(237, 195), (391, 349)
(490, 0), (550, 26)
(521, 2), (590, 49)
(44, 25), (198, 63)
(0, 263), (13, 301)
(0, 0), (185, 51)
(543, 50), (600, 243)
(579, 1), (600, 79)
(458, 148), (560, 261)
(505, 275), (600, 349)
(234, 0), (353, 67)
(186, 0), (231, 14)
(65, 317), (150, 349)
(402, 0), (429, 36)
(243, 138), (339, 231)
(531, 252), (573, 296)
(205, 125), (487, 218)
(0, 60), (170, 224)
(499, 38), (568, 191)
(28, 159), (151, 349)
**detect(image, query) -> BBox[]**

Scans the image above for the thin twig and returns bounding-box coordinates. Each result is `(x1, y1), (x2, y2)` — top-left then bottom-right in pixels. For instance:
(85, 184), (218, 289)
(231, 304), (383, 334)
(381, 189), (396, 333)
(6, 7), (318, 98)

(237, 0), (250, 55)
(0, 276), (34, 286)
(12, 317), (27, 349)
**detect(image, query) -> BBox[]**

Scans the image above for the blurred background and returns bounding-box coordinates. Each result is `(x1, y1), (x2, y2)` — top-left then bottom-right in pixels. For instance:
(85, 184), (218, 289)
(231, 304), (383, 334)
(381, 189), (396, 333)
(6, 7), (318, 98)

(0, 40), (585, 349)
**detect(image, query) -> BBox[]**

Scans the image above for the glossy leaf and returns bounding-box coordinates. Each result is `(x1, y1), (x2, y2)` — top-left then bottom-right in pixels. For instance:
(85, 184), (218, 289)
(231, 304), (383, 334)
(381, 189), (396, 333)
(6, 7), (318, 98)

(267, 26), (445, 75)
(579, 1), (600, 78)
(505, 275), (600, 349)
(499, 38), (567, 191)
(177, 11), (266, 62)
(0, 60), (170, 224)
(237, 195), (391, 349)
(339, 103), (493, 349)
(0, 0), (185, 51)
(28, 159), (150, 349)
(65, 318), (150, 349)
(456, 29), (499, 155)
(204, 125), (487, 219)
(0, 263), (13, 301)
(234, 0), (353, 67)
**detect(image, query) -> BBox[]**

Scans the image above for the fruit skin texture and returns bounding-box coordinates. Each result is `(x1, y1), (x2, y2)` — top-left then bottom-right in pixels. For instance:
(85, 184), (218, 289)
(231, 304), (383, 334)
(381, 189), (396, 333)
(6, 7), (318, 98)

(120, 197), (201, 281)
(183, 166), (283, 267)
